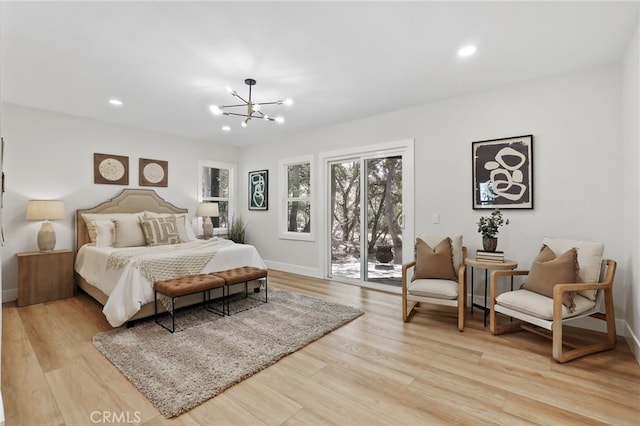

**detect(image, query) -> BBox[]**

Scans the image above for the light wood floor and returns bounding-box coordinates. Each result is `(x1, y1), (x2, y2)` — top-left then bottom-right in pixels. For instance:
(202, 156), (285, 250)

(2, 270), (639, 425)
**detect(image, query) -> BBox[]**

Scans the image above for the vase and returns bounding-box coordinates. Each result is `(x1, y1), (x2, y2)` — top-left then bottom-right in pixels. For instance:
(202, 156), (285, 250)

(375, 246), (394, 263)
(482, 236), (498, 252)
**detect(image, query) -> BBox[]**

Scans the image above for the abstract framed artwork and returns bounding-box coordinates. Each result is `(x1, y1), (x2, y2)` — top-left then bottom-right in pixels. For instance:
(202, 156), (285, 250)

(472, 134), (533, 209)
(139, 158), (168, 187)
(248, 170), (268, 210)
(94, 153), (129, 185)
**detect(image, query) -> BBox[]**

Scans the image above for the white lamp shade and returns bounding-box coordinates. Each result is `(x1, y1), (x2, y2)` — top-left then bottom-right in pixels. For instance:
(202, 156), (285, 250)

(26, 200), (65, 220)
(196, 202), (219, 217)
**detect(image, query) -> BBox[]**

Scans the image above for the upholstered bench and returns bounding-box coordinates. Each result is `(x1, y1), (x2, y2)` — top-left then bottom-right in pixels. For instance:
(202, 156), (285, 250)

(154, 274), (226, 333)
(210, 266), (268, 315)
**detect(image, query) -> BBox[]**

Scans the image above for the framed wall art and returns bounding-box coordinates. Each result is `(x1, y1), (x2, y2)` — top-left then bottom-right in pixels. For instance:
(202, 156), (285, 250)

(472, 134), (533, 209)
(94, 153), (129, 185)
(139, 158), (168, 187)
(248, 169), (268, 210)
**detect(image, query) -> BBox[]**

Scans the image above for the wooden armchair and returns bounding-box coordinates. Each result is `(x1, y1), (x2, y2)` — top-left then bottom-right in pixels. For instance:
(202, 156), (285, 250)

(489, 237), (617, 363)
(402, 234), (467, 331)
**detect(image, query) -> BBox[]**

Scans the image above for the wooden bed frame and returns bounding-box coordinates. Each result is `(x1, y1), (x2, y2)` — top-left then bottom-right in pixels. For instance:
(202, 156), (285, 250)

(74, 188), (259, 325)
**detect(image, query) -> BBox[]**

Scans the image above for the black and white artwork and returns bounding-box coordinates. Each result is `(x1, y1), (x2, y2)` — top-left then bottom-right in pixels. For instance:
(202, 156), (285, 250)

(472, 135), (533, 209)
(249, 170), (268, 210)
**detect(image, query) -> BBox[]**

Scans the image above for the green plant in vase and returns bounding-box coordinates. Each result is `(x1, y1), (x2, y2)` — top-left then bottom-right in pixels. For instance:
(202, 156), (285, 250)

(477, 209), (509, 252)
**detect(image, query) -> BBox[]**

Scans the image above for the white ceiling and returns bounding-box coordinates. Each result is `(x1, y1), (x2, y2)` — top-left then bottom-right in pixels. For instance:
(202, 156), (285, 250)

(1, 1), (638, 146)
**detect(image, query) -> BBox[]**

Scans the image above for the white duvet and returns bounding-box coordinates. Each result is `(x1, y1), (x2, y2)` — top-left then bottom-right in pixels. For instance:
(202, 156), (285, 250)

(75, 240), (267, 327)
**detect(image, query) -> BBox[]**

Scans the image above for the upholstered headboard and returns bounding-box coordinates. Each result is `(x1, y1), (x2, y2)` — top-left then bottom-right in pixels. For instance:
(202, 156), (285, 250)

(75, 189), (188, 251)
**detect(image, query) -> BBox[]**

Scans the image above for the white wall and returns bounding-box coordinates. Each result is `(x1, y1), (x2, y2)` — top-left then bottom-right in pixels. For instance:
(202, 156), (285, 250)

(623, 26), (640, 361)
(240, 63), (626, 333)
(0, 104), (237, 299)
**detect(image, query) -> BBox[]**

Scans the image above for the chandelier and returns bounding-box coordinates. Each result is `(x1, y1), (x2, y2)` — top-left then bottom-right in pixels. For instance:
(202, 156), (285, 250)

(209, 78), (292, 128)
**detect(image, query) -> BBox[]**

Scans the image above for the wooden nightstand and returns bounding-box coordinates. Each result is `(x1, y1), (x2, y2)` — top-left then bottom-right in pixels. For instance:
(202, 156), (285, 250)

(17, 249), (74, 306)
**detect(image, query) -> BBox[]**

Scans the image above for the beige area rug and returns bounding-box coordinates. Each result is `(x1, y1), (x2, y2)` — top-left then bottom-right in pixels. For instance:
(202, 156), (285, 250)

(93, 289), (363, 418)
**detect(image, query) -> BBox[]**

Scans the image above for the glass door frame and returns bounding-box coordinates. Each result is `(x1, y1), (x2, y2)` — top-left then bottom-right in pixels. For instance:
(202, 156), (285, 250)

(320, 139), (414, 293)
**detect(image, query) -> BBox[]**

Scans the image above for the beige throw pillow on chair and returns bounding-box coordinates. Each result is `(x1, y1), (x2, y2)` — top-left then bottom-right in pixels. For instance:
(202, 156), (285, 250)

(521, 245), (579, 311)
(412, 237), (457, 281)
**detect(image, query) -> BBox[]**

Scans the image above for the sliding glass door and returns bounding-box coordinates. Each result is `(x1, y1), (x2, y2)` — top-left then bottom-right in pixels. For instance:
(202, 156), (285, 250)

(329, 149), (410, 288)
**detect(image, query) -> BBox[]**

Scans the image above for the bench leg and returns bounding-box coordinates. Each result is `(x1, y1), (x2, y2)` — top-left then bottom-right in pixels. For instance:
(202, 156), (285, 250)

(204, 288), (226, 317)
(155, 292), (177, 333)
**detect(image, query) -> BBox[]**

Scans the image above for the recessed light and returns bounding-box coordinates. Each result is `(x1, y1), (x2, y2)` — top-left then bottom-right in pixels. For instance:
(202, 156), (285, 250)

(221, 126), (231, 131)
(108, 99), (123, 106)
(457, 45), (477, 58)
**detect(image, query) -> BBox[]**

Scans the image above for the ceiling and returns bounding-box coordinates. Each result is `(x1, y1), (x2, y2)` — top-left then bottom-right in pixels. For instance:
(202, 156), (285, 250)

(1, 1), (638, 146)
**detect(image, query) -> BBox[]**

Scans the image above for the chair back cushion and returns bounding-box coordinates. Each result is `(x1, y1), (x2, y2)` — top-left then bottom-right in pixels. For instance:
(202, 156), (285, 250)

(418, 234), (463, 272)
(413, 237), (457, 281)
(542, 237), (604, 300)
(521, 246), (578, 310)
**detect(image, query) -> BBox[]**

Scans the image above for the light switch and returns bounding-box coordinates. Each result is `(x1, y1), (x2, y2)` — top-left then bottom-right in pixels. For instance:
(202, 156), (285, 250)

(432, 213), (440, 224)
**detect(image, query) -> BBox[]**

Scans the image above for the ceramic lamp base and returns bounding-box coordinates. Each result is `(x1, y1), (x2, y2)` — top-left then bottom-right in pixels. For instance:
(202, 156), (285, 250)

(37, 221), (56, 251)
(202, 217), (214, 239)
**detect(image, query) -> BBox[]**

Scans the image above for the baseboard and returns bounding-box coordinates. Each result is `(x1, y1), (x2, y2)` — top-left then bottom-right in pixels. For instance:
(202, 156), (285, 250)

(2, 288), (17, 303)
(624, 321), (640, 365)
(263, 260), (322, 279)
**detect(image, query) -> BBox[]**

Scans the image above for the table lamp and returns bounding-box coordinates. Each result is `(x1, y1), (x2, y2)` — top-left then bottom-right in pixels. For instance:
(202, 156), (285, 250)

(196, 202), (219, 239)
(26, 200), (65, 251)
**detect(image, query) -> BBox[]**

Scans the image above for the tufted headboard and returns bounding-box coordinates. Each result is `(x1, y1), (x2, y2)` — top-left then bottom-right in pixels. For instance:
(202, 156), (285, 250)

(75, 189), (188, 251)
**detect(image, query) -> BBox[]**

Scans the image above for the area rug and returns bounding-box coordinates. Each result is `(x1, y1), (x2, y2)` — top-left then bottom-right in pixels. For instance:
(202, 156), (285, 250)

(93, 289), (363, 418)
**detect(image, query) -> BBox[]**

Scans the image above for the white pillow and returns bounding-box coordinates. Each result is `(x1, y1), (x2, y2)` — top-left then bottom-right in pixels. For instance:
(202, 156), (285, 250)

(82, 212), (144, 243)
(93, 220), (115, 247)
(112, 217), (146, 247)
(144, 211), (195, 242)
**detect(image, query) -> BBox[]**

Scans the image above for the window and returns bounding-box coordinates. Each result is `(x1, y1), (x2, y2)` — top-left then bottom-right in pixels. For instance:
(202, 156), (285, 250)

(198, 160), (235, 237)
(279, 155), (314, 241)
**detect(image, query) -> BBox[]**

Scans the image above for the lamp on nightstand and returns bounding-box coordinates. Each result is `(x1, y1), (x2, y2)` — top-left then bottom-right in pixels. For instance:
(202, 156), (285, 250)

(196, 202), (219, 239)
(26, 200), (65, 251)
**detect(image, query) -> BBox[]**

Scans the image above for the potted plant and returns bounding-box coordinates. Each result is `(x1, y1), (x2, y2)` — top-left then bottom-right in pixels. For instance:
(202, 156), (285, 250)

(228, 216), (248, 244)
(375, 242), (394, 264)
(477, 209), (509, 252)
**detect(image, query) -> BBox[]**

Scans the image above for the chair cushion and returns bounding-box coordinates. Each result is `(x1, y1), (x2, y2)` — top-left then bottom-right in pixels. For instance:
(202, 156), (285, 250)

(413, 237), (457, 281)
(496, 289), (596, 320)
(521, 245), (578, 311)
(542, 237), (603, 300)
(408, 278), (458, 300)
(419, 233), (463, 272)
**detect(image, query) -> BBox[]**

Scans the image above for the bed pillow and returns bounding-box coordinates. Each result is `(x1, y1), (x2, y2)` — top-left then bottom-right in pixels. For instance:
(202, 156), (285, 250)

(82, 212), (144, 243)
(140, 217), (180, 246)
(93, 220), (115, 247)
(112, 217), (146, 247)
(521, 245), (579, 311)
(412, 237), (457, 281)
(144, 211), (195, 242)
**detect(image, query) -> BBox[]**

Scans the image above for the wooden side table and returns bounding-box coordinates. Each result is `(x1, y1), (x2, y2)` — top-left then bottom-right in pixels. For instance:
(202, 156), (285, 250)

(465, 258), (518, 327)
(17, 249), (74, 306)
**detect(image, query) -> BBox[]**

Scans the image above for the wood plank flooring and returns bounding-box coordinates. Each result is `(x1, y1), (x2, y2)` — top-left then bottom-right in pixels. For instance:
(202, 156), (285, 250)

(2, 270), (639, 425)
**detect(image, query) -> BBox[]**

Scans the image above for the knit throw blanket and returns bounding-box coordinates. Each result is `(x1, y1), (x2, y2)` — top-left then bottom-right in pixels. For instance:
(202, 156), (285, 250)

(107, 239), (234, 284)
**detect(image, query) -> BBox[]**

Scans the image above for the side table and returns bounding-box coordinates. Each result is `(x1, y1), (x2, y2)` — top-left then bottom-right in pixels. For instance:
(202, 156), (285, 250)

(465, 258), (517, 327)
(17, 249), (74, 306)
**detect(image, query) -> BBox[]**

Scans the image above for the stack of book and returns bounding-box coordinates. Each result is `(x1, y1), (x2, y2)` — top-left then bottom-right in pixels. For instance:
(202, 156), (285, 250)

(476, 250), (505, 263)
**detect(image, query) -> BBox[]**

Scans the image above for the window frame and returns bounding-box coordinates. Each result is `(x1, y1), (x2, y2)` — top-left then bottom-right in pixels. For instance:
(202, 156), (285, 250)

(279, 155), (314, 241)
(198, 160), (236, 237)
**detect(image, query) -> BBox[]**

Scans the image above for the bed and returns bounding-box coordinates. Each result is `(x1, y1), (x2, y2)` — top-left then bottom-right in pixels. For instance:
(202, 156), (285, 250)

(74, 189), (266, 327)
